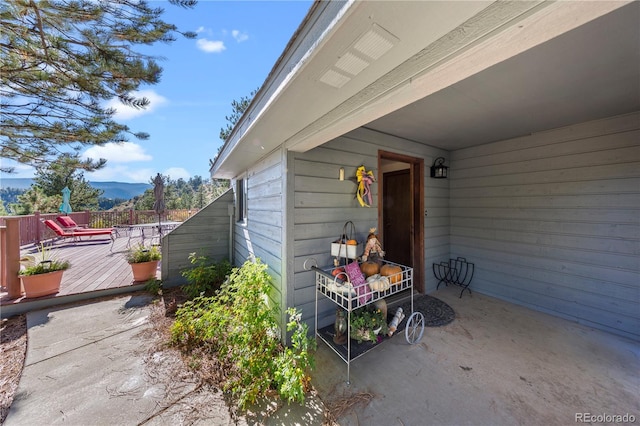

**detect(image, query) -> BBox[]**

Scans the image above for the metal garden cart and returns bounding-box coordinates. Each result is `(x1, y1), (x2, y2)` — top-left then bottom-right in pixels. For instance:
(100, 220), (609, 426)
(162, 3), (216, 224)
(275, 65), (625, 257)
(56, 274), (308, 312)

(304, 258), (425, 384)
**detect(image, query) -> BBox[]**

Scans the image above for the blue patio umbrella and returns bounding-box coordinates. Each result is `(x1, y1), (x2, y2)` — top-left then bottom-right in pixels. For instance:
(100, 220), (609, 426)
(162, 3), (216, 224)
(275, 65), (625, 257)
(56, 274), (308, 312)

(59, 186), (72, 214)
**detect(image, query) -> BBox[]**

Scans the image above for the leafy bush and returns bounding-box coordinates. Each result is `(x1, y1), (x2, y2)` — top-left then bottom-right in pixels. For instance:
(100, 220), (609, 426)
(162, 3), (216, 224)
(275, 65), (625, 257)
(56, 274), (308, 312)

(170, 259), (316, 408)
(180, 252), (231, 298)
(144, 278), (162, 295)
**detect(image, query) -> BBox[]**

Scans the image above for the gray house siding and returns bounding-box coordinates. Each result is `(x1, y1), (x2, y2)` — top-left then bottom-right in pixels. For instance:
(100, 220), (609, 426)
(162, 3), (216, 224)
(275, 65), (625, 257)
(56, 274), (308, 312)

(449, 112), (640, 340)
(233, 148), (287, 329)
(162, 189), (234, 287)
(292, 127), (448, 328)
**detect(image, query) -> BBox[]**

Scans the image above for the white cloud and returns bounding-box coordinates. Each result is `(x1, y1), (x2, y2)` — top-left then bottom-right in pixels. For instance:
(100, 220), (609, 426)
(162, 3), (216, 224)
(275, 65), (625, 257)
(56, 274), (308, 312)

(83, 142), (152, 164)
(196, 38), (226, 53)
(104, 90), (168, 120)
(0, 159), (35, 178)
(86, 166), (191, 183)
(85, 165), (155, 183)
(232, 30), (249, 43)
(163, 167), (190, 180)
(196, 26), (205, 33)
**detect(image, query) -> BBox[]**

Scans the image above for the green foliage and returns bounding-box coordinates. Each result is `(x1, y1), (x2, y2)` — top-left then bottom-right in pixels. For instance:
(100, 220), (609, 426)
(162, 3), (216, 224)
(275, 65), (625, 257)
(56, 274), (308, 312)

(133, 174), (229, 211)
(10, 186), (59, 215)
(350, 306), (388, 343)
(90, 218), (107, 228)
(126, 244), (161, 264)
(1, 0), (197, 173)
(273, 308), (316, 404)
(181, 252), (231, 298)
(19, 243), (70, 275)
(20, 259), (70, 276)
(33, 154), (103, 211)
(144, 278), (163, 295)
(219, 89), (258, 143)
(171, 259), (316, 408)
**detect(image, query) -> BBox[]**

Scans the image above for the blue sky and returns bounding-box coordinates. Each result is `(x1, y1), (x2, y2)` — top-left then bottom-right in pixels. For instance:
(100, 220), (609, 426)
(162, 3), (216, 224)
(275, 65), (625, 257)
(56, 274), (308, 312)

(2, 1), (313, 183)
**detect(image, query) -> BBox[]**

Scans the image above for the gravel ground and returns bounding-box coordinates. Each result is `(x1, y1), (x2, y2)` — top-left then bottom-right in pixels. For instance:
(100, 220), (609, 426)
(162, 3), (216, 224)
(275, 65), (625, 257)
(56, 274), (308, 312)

(0, 315), (27, 424)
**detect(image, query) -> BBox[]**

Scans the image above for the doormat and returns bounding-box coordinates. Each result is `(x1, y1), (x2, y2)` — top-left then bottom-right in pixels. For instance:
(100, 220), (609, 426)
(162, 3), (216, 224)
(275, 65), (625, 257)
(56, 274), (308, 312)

(390, 294), (455, 329)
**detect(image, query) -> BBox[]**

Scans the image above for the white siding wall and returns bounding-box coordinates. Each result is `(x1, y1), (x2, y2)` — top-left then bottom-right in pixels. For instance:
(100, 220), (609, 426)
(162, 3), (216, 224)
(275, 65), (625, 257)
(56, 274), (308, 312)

(450, 112), (640, 340)
(293, 127), (448, 328)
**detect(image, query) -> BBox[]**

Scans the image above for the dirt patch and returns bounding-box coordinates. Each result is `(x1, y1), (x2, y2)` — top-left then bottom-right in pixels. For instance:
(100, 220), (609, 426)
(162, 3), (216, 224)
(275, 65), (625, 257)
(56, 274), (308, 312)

(0, 315), (27, 424)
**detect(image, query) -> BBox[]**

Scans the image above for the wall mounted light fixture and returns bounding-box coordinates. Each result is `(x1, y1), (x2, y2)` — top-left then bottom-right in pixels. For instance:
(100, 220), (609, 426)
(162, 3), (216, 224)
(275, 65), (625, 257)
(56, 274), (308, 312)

(339, 167), (345, 181)
(430, 157), (448, 179)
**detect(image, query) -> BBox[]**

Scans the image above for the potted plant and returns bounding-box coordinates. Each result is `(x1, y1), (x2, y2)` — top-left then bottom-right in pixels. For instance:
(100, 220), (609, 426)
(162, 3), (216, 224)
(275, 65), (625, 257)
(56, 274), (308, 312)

(350, 306), (388, 344)
(126, 244), (161, 282)
(19, 244), (70, 298)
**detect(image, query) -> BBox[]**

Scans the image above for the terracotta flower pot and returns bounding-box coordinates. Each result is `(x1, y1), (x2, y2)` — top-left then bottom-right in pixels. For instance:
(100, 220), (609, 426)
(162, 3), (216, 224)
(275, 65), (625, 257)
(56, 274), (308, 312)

(130, 260), (159, 282)
(20, 270), (64, 298)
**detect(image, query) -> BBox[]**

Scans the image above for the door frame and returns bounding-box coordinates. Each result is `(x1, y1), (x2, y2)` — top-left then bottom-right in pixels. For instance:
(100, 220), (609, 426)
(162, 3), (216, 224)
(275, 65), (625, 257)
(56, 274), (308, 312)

(378, 150), (425, 293)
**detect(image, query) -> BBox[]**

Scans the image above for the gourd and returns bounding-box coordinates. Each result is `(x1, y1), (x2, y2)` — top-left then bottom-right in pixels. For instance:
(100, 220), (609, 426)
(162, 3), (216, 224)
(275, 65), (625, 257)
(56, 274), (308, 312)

(346, 239), (358, 246)
(380, 264), (402, 285)
(360, 260), (380, 277)
(367, 274), (390, 292)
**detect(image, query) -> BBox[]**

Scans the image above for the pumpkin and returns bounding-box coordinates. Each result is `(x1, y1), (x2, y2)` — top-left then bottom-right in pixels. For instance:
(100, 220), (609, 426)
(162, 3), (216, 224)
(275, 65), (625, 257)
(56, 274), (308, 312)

(346, 239), (358, 246)
(360, 260), (380, 278)
(380, 264), (403, 285)
(331, 266), (345, 277)
(367, 274), (390, 292)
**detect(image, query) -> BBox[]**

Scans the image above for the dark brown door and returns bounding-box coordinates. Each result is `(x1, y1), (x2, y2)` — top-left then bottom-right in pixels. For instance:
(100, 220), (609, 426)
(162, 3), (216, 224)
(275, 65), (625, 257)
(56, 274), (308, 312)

(379, 151), (424, 293)
(382, 169), (412, 267)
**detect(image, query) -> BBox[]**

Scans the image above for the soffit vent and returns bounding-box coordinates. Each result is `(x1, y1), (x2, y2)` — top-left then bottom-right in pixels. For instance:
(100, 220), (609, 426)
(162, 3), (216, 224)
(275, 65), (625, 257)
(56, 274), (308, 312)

(319, 69), (352, 88)
(335, 51), (370, 76)
(354, 24), (398, 60)
(318, 23), (399, 88)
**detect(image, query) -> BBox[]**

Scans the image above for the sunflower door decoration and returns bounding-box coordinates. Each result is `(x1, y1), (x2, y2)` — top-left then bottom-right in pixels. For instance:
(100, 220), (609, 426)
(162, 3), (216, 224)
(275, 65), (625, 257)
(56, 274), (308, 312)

(355, 165), (375, 207)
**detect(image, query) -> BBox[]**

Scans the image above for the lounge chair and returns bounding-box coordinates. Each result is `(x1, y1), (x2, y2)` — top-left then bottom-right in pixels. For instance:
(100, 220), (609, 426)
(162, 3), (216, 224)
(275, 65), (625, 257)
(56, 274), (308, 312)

(43, 220), (115, 243)
(55, 215), (88, 230)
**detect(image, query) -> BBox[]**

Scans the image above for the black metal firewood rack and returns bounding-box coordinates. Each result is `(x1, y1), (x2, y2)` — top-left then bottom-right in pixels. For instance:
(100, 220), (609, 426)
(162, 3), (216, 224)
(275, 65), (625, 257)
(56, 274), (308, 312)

(433, 257), (474, 298)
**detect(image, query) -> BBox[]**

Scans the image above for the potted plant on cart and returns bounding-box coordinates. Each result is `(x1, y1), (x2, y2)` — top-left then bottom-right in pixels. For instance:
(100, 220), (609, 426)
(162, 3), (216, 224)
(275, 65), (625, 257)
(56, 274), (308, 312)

(19, 244), (70, 298)
(350, 307), (389, 344)
(126, 244), (161, 282)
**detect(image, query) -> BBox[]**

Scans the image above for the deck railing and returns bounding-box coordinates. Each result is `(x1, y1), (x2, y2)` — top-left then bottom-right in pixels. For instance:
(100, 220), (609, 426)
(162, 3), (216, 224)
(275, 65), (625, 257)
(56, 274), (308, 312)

(0, 209), (198, 246)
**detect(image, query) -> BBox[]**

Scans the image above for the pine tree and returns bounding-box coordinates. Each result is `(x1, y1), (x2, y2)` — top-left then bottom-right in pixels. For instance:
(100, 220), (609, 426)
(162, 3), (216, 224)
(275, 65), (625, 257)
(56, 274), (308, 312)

(219, 89), (258, 143)
(33, 154), (103, 211)
(0, 0), (197, 173)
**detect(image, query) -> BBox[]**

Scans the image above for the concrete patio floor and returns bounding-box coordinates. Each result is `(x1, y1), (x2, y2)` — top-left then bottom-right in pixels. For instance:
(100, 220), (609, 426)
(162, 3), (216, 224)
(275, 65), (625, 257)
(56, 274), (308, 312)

(312, 285), (639, 425)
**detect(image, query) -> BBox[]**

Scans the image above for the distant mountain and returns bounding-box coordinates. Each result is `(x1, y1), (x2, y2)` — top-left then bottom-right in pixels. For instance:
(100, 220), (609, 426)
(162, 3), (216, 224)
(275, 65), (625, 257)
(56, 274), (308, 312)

(1, 178), (151, 200)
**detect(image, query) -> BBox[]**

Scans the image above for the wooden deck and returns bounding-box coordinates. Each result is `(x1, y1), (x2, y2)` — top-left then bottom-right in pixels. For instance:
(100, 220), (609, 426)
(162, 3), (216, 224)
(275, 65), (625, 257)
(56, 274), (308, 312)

(1, 233), (157, 316)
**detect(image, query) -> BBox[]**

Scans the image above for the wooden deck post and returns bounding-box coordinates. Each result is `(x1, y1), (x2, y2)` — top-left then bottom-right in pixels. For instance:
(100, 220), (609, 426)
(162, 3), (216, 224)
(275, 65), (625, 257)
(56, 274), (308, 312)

(4, 217), (22, 299)
(1, 226), (5, 290)
(35, 211), (41, 244)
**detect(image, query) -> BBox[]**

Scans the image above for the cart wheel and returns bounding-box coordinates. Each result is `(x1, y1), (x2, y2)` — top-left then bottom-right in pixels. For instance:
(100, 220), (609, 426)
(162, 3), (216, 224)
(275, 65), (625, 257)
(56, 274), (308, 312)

(405, 311), (425, 344)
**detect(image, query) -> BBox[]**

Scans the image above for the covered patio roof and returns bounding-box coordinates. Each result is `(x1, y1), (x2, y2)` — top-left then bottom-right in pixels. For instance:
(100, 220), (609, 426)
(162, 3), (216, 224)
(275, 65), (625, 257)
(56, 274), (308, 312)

(211, 1), (639, 178)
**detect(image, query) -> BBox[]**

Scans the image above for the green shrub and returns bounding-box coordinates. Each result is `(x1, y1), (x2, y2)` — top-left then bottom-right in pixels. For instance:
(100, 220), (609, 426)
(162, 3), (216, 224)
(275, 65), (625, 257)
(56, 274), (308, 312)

(144, 278), (162, 295)
(180, 252), (231, 298)
(170, 259), (316, 408)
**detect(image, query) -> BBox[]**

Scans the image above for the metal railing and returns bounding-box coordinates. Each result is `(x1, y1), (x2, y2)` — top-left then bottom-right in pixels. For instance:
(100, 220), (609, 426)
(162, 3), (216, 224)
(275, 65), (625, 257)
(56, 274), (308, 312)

(0, 209), (198, 246)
